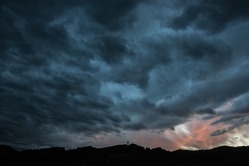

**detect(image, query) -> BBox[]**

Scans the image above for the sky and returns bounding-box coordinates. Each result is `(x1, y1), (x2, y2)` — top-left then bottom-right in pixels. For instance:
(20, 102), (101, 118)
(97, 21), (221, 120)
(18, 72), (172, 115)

(1, 0), (249, 151)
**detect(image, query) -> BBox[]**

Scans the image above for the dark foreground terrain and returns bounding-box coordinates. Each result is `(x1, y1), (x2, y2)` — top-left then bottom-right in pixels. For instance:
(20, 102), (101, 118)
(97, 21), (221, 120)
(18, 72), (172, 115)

(1, 144), (249, 166)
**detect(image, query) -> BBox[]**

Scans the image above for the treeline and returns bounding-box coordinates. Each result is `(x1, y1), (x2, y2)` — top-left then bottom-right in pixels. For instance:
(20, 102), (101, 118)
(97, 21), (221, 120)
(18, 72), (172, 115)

(1, 144), (249, 166)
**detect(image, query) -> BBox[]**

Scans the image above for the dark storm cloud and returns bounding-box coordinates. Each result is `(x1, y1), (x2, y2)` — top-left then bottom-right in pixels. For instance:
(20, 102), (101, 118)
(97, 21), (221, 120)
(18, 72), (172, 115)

(83, 0), (144, 31)
(158, 63), (249, 117)
(94, 34), (129, 64)
(173, 34), (232, 62)
(170, 0), (249, 33)
(210, 129), (228, 136)
(0, 0), (144, 147)
(108, 31), (231, 89)
(1, 0), (249, 148)
(211, 116), (249, 136)
(109, 35), (172, 88)
(210, 93), (249, 136)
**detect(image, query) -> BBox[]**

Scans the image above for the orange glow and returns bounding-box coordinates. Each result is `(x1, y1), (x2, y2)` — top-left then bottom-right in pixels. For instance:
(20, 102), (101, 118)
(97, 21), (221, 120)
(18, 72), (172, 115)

(163, 116), (229, 150)
(92, 115), (249, 151)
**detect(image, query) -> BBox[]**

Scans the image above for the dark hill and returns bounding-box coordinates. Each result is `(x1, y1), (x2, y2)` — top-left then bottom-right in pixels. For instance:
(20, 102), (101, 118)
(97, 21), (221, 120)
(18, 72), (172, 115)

(0, 145), (17, 155)
(1, 144), (249, 166)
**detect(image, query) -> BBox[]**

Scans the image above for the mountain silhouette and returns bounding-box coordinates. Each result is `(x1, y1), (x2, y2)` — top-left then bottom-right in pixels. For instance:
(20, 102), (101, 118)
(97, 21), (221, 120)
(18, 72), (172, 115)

(1, 144), (249, 166)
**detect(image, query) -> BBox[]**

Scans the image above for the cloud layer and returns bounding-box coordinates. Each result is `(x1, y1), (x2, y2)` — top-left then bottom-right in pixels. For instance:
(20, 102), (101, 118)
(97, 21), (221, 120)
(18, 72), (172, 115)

(1, 0), (249, 149)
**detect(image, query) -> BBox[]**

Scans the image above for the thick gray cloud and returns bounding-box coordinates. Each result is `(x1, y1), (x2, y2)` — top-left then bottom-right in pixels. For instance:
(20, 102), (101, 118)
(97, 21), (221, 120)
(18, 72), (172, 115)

(1, 0), (249, 148)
